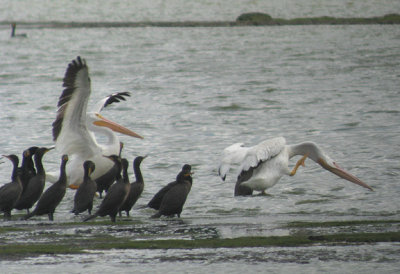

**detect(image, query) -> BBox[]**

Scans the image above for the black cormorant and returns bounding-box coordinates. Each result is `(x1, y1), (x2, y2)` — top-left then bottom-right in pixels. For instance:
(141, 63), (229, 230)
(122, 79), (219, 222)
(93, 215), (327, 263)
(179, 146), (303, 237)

(14, 147), (52, 214)
(11, 23), (27, 38)
(0, 155), (22, 220)
(147, 164), (192, 210)
(72, 160), (97, 215)
(24, 155), (68, 221)
(119, 155), (146, 217)
(84, 155), (130, 222)
(151, 164), (193, 218)
(95, 142), (124, 198)
(18, 146), (38, 193)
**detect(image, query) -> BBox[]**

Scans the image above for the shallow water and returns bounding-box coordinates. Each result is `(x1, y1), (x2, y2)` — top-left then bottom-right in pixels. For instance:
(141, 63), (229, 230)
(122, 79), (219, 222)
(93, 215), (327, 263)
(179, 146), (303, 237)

(1, 1), (400, 273)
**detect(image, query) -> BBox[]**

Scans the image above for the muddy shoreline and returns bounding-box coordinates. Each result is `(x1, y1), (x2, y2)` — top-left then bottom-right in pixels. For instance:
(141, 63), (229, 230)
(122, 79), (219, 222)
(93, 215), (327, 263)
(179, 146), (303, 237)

(1, 219), (399, 260)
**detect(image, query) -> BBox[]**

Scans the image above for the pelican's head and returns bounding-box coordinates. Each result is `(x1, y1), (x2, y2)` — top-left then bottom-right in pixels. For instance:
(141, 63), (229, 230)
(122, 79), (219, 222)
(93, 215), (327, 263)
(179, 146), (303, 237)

(90, 113), (143, 139)
(317, 155), (373, 191)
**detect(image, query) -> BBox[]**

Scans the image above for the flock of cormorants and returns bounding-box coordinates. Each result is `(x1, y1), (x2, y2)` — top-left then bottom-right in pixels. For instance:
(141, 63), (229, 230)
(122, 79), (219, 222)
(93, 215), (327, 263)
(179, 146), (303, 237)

(0, 146), (193, 222)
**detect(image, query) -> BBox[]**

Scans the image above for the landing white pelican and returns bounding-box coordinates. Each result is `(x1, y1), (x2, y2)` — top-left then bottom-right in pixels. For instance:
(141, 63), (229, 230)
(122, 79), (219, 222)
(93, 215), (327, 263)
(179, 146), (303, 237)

(218, 137), (373, 196)
(48, 56), (143, 188)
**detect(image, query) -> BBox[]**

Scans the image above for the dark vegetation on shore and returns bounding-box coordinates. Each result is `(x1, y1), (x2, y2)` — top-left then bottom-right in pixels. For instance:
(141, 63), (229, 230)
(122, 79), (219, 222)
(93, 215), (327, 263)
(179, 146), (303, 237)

(1, 13), (399, 29)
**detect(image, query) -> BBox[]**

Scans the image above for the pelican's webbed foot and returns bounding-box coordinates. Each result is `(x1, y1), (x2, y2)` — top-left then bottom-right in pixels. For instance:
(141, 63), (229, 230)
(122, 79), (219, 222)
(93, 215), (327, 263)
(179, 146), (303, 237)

(290, 154), (308, 176)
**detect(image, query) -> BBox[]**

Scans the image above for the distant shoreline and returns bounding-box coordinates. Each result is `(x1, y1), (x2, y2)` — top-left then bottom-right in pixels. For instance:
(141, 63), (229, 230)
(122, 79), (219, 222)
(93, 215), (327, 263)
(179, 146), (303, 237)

(1, 13), (399, 29)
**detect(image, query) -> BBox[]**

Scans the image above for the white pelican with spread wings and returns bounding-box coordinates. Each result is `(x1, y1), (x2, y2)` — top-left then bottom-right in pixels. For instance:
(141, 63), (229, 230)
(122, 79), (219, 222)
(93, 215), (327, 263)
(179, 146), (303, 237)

(49, 56), (143, 188)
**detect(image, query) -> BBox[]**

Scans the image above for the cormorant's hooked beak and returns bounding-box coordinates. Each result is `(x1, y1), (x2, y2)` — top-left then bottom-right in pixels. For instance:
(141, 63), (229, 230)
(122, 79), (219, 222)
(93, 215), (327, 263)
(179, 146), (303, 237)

(93, 113), (143, 139)
(318, 159), (373, 191)
(45, 147), (55, 153)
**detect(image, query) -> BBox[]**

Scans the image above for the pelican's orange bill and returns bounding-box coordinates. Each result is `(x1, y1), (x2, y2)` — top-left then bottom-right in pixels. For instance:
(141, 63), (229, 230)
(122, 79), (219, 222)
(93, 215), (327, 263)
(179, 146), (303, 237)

(93, 113), (143, 139)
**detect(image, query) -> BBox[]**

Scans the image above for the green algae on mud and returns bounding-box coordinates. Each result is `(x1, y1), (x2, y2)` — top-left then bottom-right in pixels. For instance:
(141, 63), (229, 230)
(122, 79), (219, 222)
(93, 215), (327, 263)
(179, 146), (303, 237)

(285, 220), (400, 228)
(1, 219), (399, 259)
(1, 231), (400, 259)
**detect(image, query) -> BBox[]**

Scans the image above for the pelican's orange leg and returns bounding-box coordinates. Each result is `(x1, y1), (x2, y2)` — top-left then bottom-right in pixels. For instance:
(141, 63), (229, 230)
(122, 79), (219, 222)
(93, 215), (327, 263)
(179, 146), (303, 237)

(68, 184), (80, 190)
(290, 154), (308, 176)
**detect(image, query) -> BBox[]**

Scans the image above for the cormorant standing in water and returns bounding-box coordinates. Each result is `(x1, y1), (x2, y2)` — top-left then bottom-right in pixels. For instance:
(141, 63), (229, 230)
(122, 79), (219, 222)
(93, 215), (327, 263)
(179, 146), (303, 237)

(11, 23), (27, 38)
(151, 164), (193, 218)
(147, 164), (192, 211)
(0, 155), (22, 220)
(14, 147), (52, 214)
(119, 156), (146, 217)
(18, 146), (38, 193)
(72, 161), (97, 215)
(24, 155), (68, 221)
(84, 156), (130, 223)
(96, 142), (124, 198)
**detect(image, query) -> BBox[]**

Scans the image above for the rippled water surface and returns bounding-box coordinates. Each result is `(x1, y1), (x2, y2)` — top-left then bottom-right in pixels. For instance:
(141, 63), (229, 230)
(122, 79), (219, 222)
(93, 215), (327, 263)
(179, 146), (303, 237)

(0, 1), (400, 273)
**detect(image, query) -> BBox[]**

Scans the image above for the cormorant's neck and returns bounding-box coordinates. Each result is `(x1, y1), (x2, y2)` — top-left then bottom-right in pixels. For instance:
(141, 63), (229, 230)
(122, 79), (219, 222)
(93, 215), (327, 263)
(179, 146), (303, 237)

(133, 162), (143, 183)
(34, 154), (45, 175)
(115, 165), (122, 181)
(11, 160), (19, 181)
(58, 160), (68, 184)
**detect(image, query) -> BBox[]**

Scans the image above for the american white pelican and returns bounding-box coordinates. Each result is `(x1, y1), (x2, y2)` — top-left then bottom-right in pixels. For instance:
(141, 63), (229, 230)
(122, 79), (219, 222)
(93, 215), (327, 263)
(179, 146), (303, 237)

(218, 137), (373, 196)
(48, 56), (143, 188)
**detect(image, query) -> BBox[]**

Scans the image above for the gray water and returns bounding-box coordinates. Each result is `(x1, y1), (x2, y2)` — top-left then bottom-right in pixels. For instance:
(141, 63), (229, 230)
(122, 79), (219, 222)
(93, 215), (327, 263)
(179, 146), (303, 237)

(1, 1), (400, 273)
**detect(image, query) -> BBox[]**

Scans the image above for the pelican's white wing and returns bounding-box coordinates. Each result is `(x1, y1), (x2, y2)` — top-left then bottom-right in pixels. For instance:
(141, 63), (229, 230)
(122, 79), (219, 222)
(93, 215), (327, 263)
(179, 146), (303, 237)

(218, 143), (248, 180)
(52, 56), (99, 158)
(239, 137), (286, 172)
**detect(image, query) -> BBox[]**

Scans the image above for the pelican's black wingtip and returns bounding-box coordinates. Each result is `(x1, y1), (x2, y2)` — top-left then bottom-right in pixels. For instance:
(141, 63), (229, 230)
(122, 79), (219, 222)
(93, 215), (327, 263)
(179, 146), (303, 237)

(103, 92), (132, 108)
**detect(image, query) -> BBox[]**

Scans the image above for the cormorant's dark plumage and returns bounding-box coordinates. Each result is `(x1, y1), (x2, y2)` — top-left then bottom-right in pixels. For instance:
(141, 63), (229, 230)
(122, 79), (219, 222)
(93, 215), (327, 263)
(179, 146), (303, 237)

(72, 161), (97, 215)
(96, 142), (124, 198)
(18, 146), (38, 193)
(14, 147), (52, 214)
(147, 164), (192, 211)
(151, 164), (193, 218)
(24, 155), (68, 221)
(119, 156), (146, 217)
(84, 156), (130, 222)
(0, 155), (22, 220)
(11, 23), (27, 38)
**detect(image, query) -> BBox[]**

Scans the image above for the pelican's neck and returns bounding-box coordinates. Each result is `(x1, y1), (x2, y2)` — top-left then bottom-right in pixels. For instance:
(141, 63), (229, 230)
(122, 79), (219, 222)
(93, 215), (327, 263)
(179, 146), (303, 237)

(288, 142), (325, 163)
(88, 122), (120, 155)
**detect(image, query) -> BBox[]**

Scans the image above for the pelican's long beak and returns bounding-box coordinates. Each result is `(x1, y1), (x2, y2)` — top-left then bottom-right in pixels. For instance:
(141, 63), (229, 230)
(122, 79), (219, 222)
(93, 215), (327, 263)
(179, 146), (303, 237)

(318, 159), (373, 191)
(93, 113), (143, 139)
